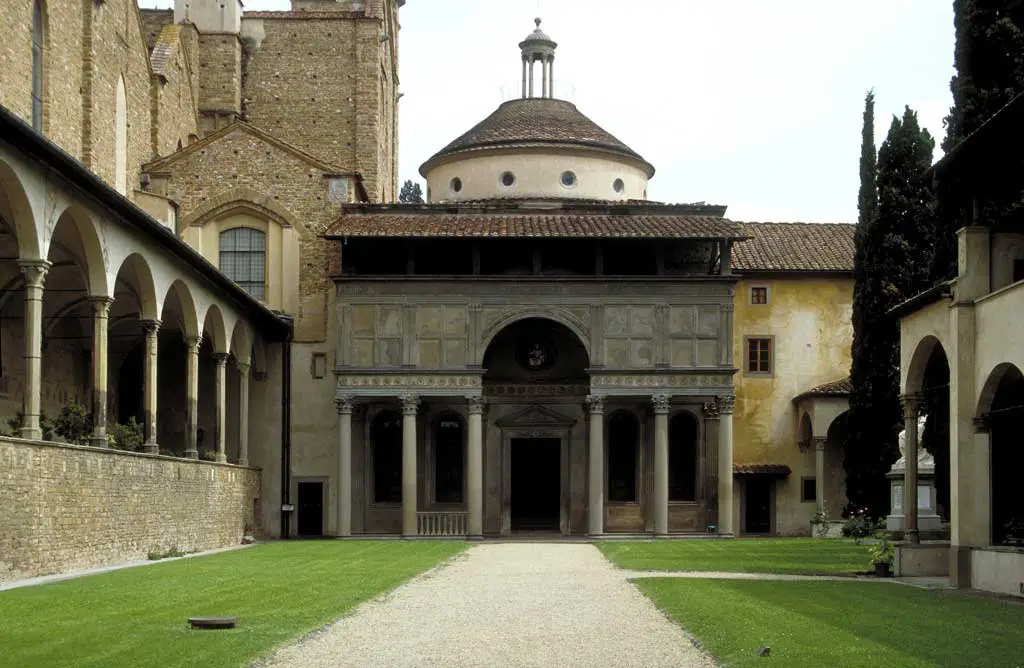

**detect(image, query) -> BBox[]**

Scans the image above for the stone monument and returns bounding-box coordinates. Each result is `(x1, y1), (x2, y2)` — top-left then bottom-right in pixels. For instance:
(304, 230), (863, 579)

(886, 415), (942, 531)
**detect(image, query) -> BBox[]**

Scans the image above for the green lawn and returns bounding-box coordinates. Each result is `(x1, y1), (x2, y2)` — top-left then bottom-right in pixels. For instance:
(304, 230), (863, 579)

(636, 578), (1024, 668)
(598, 538), (866, 574)
(0, 540), (465, 668)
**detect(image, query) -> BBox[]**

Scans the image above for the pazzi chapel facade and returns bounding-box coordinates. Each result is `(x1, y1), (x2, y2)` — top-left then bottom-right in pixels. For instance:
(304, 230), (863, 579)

(1, 0), (857, 573)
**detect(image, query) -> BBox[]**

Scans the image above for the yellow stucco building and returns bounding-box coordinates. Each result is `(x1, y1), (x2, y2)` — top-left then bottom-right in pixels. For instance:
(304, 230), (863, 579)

(730, 222), (855, 535)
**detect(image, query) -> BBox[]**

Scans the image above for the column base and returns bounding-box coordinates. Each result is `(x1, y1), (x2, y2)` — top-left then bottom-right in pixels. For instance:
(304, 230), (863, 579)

(143, 442), (159, 455)
(89, 435), (110, 448)
(185, 449), (199, 460)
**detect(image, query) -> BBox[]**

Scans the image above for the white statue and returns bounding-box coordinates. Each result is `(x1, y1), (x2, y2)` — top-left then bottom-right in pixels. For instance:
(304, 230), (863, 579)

(893, 415), (933, 470)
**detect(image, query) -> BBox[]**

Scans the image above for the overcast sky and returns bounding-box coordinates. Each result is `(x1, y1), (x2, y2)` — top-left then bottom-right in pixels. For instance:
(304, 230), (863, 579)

(140, 0), (955, 222)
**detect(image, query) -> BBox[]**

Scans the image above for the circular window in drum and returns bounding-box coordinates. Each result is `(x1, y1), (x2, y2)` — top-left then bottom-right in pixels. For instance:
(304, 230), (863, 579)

(560, 171), (578, 188)
(450, 177), (463, 193)
(613, 178), (625, 193)
(500, 171), (516, 188)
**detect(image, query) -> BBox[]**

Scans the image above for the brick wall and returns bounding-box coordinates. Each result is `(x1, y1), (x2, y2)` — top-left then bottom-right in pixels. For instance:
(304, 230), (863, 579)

(0, 437), (261, 581)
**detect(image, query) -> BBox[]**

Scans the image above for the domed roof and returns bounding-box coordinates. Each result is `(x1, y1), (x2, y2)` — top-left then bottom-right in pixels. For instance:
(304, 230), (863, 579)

(419, 98), (654, 177)
(521, 17), (556, 46)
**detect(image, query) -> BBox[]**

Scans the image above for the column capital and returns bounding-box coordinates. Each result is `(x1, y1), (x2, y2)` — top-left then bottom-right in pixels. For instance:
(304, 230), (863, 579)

(812, 435), (827, 451)
(335, 395), (355, 414)
(651, 394), (670, 414)
(972, 413), (991, 434)
(702, 400), (720, 420)
(401, 392), (419, 415)
(901, 393), (923, 418)
(466, 395), (485, 415)
(140, 319), (161, 334)
(585, 394), (605, 414)
(716, 394), (735, 415)
(19, 259), (51, 288)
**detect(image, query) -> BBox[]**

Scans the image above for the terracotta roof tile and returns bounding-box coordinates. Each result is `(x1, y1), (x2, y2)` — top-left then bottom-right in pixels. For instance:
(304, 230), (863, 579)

(421, 99), (653, 175)
(733, 222), (855, 272)
(327, 204), (743, 239)
(733, 464), (792, 477)
(793, 377), (853, 402)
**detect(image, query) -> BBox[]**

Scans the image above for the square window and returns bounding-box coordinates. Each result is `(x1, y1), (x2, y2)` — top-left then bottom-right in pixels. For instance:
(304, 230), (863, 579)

(750, 286), (769, 305)
(746, 337), (772, 375)
(801, 477), (817, 503)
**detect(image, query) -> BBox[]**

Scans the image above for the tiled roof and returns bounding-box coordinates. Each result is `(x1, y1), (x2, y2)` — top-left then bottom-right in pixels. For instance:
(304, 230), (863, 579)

(733, 464), (792, 477)
(150, 25), (180, 79)
(421, 99), (653, 176)
(732, 222), (855, 272)
(793, 377), (853, 402)
(326, 203), (744, 239)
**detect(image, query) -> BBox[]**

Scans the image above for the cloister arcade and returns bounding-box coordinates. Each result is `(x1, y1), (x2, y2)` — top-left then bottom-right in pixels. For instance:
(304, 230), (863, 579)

(0, 125), (285, 465)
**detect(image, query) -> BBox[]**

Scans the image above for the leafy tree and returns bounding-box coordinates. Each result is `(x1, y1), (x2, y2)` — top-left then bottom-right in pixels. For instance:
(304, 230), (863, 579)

(399, 180), (425, 204)
(932, 0), (1024, 279)
(845, 106), (936, 516)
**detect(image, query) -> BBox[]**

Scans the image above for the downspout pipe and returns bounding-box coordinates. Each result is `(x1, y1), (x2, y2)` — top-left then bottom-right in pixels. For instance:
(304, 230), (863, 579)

(279, 314), (294, 539)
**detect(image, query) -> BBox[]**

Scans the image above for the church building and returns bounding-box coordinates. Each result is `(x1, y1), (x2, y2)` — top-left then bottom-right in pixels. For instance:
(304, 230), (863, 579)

(0, 0), (856, 578)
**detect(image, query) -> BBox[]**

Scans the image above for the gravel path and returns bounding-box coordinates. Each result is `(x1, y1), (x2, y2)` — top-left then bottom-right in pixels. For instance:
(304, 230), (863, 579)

(261, 543), (715, 668)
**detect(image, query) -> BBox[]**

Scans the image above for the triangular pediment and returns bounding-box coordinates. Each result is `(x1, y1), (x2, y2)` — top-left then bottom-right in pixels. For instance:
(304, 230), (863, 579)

(496, 404), (578, 428)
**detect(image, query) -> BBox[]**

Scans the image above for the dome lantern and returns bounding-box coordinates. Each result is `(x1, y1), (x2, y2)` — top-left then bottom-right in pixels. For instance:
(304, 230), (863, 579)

(519, 18), (558, 99)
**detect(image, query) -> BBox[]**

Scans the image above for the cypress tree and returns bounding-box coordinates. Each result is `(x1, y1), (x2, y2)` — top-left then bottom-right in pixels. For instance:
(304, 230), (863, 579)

(931, 0), (1024, 279)
(845, 106), (936, 516)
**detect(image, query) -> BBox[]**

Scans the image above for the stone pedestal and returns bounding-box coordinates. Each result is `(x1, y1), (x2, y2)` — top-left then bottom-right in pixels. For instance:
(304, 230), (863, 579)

(886, 463), (942, 532)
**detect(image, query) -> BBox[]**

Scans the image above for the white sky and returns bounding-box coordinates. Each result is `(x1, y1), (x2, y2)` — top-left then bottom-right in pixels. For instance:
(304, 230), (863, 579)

(140, 0), (955, 222)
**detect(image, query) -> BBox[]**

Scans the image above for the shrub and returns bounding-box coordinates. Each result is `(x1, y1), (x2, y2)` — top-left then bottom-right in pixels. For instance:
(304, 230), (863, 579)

(53, 404), (92, 445)
(109, 417), (144, 451)
(842, 507), (879, 544)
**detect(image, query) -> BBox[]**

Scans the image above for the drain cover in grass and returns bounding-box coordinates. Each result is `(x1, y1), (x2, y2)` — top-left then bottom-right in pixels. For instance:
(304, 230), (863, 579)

(188, 616), (238, 630)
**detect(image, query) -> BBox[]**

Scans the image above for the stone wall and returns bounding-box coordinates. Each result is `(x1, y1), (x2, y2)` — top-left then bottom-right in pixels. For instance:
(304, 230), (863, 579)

(0, 437), (261, 580)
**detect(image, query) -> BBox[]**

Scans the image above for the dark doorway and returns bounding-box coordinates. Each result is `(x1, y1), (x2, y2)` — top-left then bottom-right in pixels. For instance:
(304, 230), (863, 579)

(510, 438), (561, 531)
(744, 478), (772, 534)
(297, 481), (324, 537)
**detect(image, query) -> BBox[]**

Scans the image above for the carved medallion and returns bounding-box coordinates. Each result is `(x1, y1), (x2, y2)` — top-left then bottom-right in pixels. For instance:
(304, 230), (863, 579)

(515, 338), (556, 372)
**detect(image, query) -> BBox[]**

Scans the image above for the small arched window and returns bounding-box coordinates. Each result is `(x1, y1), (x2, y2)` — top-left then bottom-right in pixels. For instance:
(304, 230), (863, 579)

(219, 227), (266, 300)
(371, 411), (402, 503)
(669, 412), (698, 501)
(115, 76), (128, 194)
(608, 412), (639, 502)
(31, 0), (45, 131)
(434, 414), (464, 503)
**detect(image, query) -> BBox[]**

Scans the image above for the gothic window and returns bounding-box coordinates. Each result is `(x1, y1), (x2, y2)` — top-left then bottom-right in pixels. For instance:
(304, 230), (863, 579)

(31, 0), (44, 131)
(115, 76), (128, 194)
(434, 414), (464, 503)
(219, 228), (266, 300)
(371, 410), (402, 503)
(607, 412), (639, 502)
(669, 412), (698, 501)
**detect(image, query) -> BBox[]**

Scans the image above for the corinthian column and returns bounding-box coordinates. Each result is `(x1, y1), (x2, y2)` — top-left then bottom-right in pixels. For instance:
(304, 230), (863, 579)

(141, 320), (160, 454)
(19, 260), (50, 440)
(587, 395), (605, 536)
(652, 394), (670, 536)
(718, 394), (736, 535)
(212, 353), (228, 462)
(336, 395), (353, 537)
(89, 297), (114, 447)
(401, 393), (419, 537)
(467, 396), (484, 538)
(184, 336), (200, 459)
(902, 393), (922, 544)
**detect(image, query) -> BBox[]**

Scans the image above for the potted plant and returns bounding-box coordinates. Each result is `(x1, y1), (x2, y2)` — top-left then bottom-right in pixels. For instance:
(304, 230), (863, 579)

(868, 531), (895, 577)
